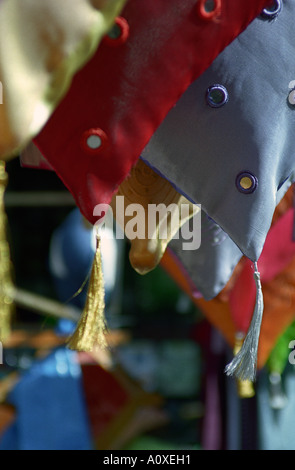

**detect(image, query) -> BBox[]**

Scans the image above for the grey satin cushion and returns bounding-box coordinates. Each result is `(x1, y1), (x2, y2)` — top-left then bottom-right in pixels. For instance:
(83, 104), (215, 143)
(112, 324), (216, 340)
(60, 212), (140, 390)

(142, 0), (294, 262)
(169, 210), (243, 300)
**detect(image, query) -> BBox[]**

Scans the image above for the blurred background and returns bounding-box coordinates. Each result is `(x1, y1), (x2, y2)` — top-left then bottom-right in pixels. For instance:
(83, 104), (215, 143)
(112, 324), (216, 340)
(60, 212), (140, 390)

(0, 158), (295, 451)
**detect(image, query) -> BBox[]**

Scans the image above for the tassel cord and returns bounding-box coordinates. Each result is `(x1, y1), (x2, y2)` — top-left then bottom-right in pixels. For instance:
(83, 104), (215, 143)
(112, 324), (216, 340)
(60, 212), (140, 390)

(67, 231), (107, 352)
(225, 262), (264, 382)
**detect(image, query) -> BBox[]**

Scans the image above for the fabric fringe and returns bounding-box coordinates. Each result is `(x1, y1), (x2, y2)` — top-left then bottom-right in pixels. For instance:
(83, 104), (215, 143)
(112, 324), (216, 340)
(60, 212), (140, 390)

(0, 161), (13, 342)
(67, 233), (107, 352)
(225, 262), (263, 382)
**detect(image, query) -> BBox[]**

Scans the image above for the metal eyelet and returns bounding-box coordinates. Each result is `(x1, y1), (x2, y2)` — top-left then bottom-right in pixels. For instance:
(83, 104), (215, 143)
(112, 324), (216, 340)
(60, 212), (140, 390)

(197, 0), (222, 20)
(288, 89), (295, 106)
(103, 17), (129, 46)
(81, 128), (108, 154)
(236, 172), (258, 194)
(260, 0), (282, 21)
(288, 81), (295, 108)
(206, 84), (228, 108)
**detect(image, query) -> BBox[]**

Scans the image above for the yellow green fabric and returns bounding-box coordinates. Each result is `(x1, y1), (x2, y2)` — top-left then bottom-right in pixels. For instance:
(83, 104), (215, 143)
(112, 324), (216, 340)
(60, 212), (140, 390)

(0, 0), (127, 159)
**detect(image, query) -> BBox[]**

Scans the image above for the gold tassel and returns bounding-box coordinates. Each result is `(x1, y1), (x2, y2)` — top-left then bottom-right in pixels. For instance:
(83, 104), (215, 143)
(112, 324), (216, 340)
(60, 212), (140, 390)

(0, 161), (13, 342)
(67, 231), (107, 352)
(233, 333), (255, 399)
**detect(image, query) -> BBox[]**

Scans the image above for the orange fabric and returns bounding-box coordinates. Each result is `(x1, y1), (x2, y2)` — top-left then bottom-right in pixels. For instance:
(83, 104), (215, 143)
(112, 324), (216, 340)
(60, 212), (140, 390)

(257, 258), (295, 368)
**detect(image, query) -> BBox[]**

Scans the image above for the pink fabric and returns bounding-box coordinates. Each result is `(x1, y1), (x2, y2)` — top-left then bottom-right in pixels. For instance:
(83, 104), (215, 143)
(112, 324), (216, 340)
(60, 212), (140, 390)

(229, 208), (295, 332)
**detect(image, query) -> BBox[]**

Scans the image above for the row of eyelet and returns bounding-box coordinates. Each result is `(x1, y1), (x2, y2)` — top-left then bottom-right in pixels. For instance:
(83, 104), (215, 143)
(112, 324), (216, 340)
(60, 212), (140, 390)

(80, 1), (285, 197)
(204, 0), (285, 195)
(197, 0), (282, 23)
(79, 16), (130, 154)
(205, 86), (259, 193)
(80, 2), (222, 155)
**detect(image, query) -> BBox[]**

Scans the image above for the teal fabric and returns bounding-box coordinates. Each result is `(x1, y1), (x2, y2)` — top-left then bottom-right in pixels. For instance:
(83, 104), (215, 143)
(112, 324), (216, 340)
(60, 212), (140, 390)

(142, 0), (294, 263)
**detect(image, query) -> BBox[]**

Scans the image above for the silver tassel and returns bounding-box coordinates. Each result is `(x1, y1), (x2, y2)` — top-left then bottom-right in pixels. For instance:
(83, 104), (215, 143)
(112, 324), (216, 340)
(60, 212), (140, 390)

(225, 262), (263, 382)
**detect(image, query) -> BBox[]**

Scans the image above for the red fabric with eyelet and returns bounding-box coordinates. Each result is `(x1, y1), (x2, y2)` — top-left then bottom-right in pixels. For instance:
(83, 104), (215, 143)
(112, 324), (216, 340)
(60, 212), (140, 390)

(34, 0), (272, 225)
(102, 16), (130, 47)
(197, 0), (222, 20)
(80, 128), (108, 155)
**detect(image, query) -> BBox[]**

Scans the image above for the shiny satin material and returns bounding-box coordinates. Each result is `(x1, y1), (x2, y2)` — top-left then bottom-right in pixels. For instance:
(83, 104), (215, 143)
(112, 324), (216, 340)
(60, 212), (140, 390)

(142, 0), (295, 262)
(0, 0), (127, 159)
(34, 0), (271, 226)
